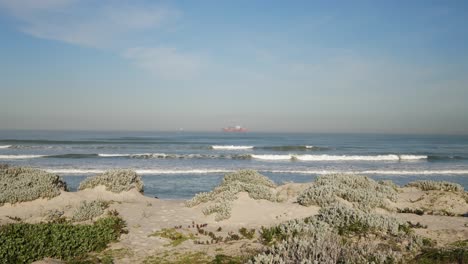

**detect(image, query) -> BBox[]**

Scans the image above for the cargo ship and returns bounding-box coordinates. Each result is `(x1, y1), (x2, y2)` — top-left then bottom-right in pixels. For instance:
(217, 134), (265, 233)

(222, 125), (247, 132)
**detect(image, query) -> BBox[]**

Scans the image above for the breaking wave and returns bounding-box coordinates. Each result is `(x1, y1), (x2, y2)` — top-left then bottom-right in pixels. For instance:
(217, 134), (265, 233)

(256, 145), (328, 151)
(0, 145), (11, 149)
(46, 168), (233, 174)
(43, 168), (468, 175)
(251, 154), (428, 161)
(211, 145), (254, 150)
(0, 153), (432, 161)
(0, 155), (46, 159)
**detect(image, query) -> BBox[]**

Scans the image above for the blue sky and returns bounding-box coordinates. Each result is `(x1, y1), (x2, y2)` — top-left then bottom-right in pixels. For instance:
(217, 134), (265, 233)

(0, 0), (467, 134)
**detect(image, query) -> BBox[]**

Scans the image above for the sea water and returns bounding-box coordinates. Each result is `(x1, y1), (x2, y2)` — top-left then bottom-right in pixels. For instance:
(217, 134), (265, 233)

(1, 130), (467, 199)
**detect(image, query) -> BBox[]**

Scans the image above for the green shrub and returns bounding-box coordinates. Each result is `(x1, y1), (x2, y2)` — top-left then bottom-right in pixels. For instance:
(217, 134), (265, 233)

(239, 227), (256, 239)
(148, 228), (194, 247)
(297, 174), (398, 211)
(72, 200), (108, 222)
(406, 180), (464, 192)
(0, 215), (126, 263)
(186, 170), (278, 221)
(79, 169), (143, 193)
(0, 165), (67, 206)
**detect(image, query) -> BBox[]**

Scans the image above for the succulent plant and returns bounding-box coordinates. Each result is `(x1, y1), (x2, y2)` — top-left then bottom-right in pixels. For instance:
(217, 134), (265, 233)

(79, 169), (144, 193)
(0, 165), (67, 206)
(297, 174), (397, 211)
(406, 180), (464, 192)
(186, 170), (278, 221)
(72, 200), (108, 222)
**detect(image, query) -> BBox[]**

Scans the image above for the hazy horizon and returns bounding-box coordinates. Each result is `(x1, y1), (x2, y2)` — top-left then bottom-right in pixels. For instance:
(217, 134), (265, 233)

(1, 1), (467, 134)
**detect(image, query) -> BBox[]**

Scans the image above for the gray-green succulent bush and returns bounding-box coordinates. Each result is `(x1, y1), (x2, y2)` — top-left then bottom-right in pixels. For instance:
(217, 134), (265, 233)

(406, 180), (464, 192)
(0, 165), (67, 206)
(297, 174), (398, 211)
(186, 170), (278, 221)
(72, 200), (108, 222)
(79, 169), (144, 193)
(250, 203), (422, 264)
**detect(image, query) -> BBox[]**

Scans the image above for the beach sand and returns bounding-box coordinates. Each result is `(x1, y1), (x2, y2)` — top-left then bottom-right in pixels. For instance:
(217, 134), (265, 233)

(0, 182), (467, 263)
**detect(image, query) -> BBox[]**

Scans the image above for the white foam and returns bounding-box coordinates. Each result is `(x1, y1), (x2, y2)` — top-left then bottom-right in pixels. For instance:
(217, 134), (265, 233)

(295, 154), (427, 161)
(361, 170), (468, 175)
(267, 169), (468, 175)
(43, 168), (468, 175)
(399, 155), (427, 160)
(0, 154), (46, 159)
(305, 145), (314, 149)
(46, 168), (233, 174)
(0, 145), (11, 149)
(251, 154), (293, 160)
(98, 153), (131, 157)
(211, 145), (254, 150)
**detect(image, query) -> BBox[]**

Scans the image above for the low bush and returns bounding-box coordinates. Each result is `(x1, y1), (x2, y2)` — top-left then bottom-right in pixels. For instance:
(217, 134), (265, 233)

(79, 169), (144, 193)
(239, 227), (256, 239)
(297, 174), (398, 211)
(250, 203), (423, 264)
(317, 203), (404, 236)
(186, 170), (278, 221)
(0, 214), (126, 263)
(149, 228), (194, 247)
(406, 180), (464, 192)
(0, 165), (67, 206)
(72, 200), (108, 222)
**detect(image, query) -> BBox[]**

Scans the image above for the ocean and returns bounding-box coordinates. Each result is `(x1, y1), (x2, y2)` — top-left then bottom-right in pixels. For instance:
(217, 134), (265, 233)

(1, 130), (467, 199)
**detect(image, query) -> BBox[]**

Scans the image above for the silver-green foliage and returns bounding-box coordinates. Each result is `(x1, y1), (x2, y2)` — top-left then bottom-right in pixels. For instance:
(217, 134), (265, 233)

(186, 170), (277, 221)
(79, 169), (144, 193)
(317, 203), (403, 236)
(72, 200), (107, 222)
(0, 165), (67, 206)
(406, 180), (464, 192)
(250, 213), (405, 264)
(297, 174), (398, 211)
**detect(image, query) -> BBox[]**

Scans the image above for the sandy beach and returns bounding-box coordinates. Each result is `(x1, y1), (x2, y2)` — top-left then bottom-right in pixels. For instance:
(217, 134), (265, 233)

(1, 167), (467, 263)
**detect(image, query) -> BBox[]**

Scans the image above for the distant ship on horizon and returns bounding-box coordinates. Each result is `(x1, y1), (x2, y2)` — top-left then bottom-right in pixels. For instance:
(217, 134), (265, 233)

(222, 125), (247, 132)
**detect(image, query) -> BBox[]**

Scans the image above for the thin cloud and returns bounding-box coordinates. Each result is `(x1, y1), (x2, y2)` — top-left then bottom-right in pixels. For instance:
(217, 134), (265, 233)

(0, 0), (180, 48)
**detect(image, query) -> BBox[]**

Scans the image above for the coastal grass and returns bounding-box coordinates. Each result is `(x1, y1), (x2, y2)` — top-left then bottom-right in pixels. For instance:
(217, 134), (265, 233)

(143, 252), (246, 264)
(79, 169), (144, 193)
(0, 214), (126, 263)
(0, 165), (67, 206)
(149, 228), (195, 247)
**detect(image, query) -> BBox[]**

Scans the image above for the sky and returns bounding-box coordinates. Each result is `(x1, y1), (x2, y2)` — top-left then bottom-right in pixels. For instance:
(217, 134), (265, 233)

(0, 0), (467, 134)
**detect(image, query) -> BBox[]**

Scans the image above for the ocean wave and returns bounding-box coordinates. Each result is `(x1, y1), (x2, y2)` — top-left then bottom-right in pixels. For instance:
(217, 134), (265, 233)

(251, 154), (293, 160)
(266, 169), (468, 175)
(0, 145), (11, 149)
(251, 154), (427, 161)
(0, 152), (430, 161)
(98, 153), (131, 157)
(46, 168), (233, 174)
(0, 154), (46, 159)
(295, 154), (427, 161)
(44, 168), (468, 175)
(211, 145), (254, 150)
(256, 145), (328, 151)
